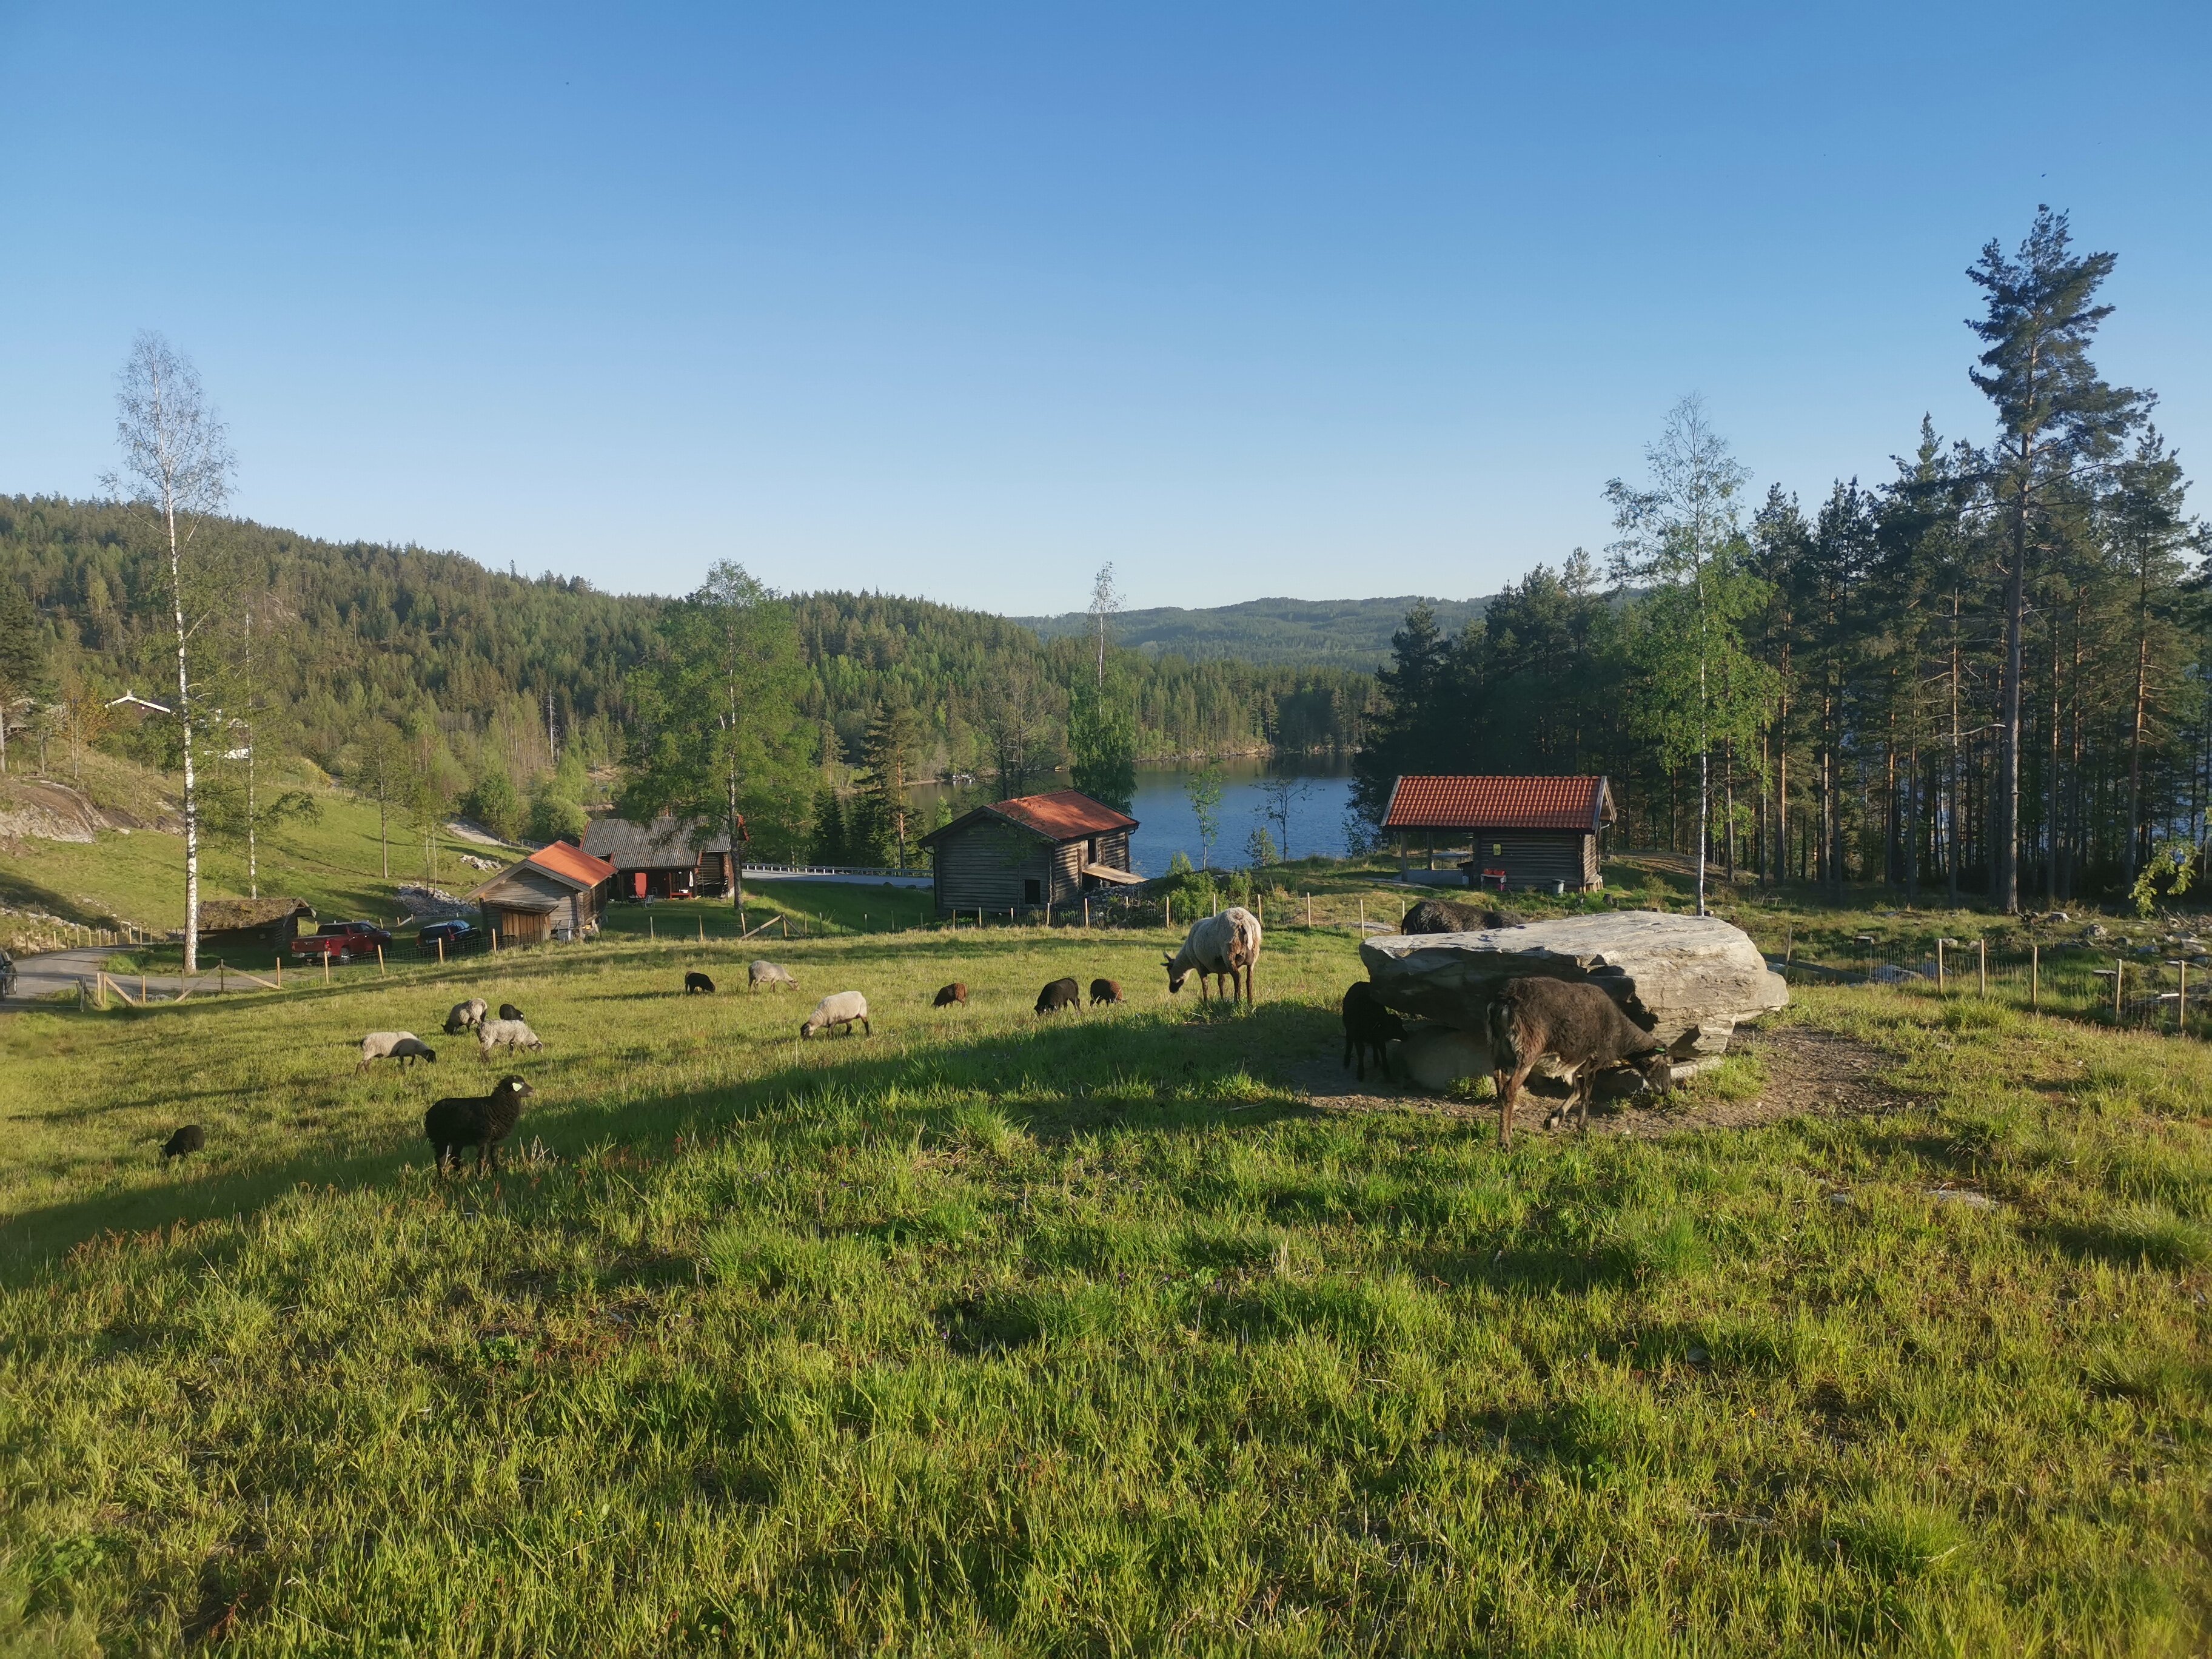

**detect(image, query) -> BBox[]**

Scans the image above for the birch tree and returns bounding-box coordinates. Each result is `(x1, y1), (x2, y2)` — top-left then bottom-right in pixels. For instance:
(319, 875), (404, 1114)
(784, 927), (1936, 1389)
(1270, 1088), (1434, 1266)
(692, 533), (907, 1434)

(102, 333), (235, 972)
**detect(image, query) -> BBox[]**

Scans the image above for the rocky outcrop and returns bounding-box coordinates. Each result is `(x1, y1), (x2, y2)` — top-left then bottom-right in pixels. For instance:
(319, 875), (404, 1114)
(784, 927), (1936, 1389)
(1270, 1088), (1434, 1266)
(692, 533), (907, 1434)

(0, 779), (163, 844)
(1359, 910), (1787, 1061)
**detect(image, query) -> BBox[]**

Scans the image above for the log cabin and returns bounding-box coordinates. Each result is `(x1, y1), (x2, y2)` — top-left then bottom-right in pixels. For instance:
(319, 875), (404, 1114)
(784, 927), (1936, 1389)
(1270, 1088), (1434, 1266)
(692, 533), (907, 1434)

(917, 789), (1140, 917)
(580, 815), (737, 900)
(469, 841), (618, 943)
(1382, 775), (1613, 893)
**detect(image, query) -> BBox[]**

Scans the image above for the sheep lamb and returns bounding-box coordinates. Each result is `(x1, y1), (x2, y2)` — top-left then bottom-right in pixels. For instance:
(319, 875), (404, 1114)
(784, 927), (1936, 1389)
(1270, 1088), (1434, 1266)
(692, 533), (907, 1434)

(801, 991), (870, 1038)
(1164, 907), (1263, 1007)
(443, 998), (488, 1035)
(684, 971), (716, 994)
(498, 1002), (525, 1023)
(424, 1075), (534, 1173)
(1088, 977), (1123, 1007)
(357, 1031), (437, 1071)
(933, 982), (967, 1007)
(1485, 977), (1674, 1148)
(1341, 982), (1406, 1081)
(162, 1124), (204, 1162)
(749, 960), (798, 993)
(1403, 899), (1524, 934)
(477, 1017), (545, 1059)
(1035, 977), (1082, 1015)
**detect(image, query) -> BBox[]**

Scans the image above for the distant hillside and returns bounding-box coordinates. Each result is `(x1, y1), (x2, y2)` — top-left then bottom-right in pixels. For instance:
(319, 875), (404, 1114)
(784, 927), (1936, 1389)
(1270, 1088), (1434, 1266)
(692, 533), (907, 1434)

(1014, 595), (1491, 666)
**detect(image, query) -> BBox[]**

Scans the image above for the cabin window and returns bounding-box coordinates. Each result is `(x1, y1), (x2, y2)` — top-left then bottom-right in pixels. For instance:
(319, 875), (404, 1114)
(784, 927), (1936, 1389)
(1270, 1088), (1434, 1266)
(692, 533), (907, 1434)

(1024, 879), (1042, 905)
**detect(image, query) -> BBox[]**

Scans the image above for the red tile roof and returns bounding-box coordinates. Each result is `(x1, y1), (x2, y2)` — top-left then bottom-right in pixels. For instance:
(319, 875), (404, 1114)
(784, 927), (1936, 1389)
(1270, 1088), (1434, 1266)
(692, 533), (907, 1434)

(526, 840), (619, 889)
(1383, 775), (1612, 833)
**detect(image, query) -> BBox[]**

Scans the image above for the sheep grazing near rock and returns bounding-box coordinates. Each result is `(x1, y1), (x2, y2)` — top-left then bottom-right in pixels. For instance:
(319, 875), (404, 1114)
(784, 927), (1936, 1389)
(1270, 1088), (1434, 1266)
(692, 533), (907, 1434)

(1164, 907), (1263, 1007)
(1089, 977), (1123, 1008)
(684, 971), (716, 995)
(498, 1003), (525, 1023)
(801, 991), (870, 1039)
(749, 960), (799, 993)
(1340, 982), (1406, 1081)
(933, 982), (967, 1008)
(1485, 977), (1674, 1148)
(161, 1124), (204, 1163)
(1035, 977), (1082, 1015)
(1403, 899), (1524, 934)
(476, 1017), (545, 1060)
(443, 998), (488, 1036)
(424, 1075), (534, 1173)
(357, 1031), (437, 1072)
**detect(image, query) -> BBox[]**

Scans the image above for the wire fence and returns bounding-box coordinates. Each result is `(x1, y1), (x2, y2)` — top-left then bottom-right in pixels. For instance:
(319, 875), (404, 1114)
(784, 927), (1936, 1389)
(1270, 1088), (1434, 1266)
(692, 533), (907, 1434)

(1768, 934), (2212, 1035)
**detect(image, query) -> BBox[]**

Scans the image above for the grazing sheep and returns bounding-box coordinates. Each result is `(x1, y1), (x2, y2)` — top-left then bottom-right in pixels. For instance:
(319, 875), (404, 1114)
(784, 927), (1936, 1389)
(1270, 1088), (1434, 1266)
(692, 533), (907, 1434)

(933, 982), (968, 1007)
(443, 998), (488, 1036)
(749, 960), (799, 993)
(1485, 977), (1674, 1148)
(1341, 982), (1406, 1081)
(423, 1075), (534, 1173)
(684, 971), (716, 994)
(498, 1002), (525, 1023)
(161, 1124), (204, 1162)
(800, 991), (870, 1039)
(1035, 977), (1082, 1015)
(357, 1031), (437, 1072)
(476, 1017), (545, 1060)
(1088, 977), (1123, 1008)
(1164, 907), (1263, 1007)
(1403, 899), (1523, 935)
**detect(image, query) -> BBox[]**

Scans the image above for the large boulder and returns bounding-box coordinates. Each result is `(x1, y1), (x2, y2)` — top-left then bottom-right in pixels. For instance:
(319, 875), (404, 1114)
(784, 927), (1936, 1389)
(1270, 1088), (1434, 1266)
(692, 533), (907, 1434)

(1359, 910), (1786, 1059)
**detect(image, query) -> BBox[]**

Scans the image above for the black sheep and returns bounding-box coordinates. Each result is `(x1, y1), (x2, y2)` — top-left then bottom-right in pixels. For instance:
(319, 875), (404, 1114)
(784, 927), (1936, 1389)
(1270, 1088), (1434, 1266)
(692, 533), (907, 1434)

(424, 1076), (535, 1173)
(933, 982), (967, 1007)
(161, 1124), (205, 1162)
(1088, 977), (1123, 1008)
(1341, 982), (1406, 1082)
(1034, 977), (1082, 1015)
(684, 971), (716, 994)
(498, 1002), (526, 1022)
(1403, 899), (1523, 934)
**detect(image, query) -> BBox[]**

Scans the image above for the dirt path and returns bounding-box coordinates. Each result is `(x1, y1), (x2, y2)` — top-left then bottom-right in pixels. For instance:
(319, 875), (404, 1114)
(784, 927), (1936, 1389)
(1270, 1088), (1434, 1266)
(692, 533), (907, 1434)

(1288, 1019), (1915, 1138)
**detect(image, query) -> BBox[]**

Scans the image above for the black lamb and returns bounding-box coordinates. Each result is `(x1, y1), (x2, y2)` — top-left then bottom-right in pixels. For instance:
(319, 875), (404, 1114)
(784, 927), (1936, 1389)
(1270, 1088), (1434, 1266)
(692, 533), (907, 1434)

(161, 1124), (205, 1162)
(684, 971), (716, 994)
(1034, 977), (1082, 1015)
(424, 1075), (535, 1173)
(1403, 899), (1523, 934)
(498, 1002), (526, 1022)
(1341, 982), (1406, 1081)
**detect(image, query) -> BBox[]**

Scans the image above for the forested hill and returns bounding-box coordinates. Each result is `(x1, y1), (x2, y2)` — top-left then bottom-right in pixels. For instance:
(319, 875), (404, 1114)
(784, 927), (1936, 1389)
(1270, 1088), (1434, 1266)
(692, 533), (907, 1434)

(1017, 594), (1490, 666)
(0, 497), (1375, 792)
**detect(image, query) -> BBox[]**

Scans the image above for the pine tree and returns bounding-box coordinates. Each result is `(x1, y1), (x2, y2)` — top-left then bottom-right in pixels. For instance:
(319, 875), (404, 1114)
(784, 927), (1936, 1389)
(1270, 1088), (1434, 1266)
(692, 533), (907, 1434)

(0, 572), (50, 776)
(859, 695), (924, 868)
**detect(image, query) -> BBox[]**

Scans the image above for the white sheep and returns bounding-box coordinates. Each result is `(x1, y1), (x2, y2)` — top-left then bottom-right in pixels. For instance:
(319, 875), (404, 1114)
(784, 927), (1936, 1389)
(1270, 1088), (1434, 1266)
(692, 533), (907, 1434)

(1163, 906), (1263, 1007)
(477, 1017), (545, 1060)
(800, 991), (870, 1039)
(358, 1031), (438, 1071)
(749, 959), (799, 993)
(443, 998), (488, 1035)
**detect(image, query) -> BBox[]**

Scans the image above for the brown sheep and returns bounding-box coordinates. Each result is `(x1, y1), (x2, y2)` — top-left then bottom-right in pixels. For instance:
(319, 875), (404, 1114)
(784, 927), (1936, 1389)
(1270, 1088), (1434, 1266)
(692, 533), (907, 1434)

(1485, 977), (1673, 1148)
(933, 982), (968, 1007)
(1088, 977), (1122, 1008)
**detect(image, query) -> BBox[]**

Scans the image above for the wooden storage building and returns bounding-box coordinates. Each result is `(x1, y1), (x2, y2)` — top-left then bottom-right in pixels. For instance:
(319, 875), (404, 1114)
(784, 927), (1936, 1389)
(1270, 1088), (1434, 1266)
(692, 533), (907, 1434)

(469, 841), (618, 944)
(1382, 775), (1614, 893)
(198, 897), (315, 950)
(916, 789), (1141, 917)
(581, 815), (737, 899)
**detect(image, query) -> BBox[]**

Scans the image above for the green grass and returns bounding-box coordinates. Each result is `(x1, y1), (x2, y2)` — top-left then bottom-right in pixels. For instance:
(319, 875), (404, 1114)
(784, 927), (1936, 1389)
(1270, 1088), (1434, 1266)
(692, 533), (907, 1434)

(4, 885), (2211, 1650)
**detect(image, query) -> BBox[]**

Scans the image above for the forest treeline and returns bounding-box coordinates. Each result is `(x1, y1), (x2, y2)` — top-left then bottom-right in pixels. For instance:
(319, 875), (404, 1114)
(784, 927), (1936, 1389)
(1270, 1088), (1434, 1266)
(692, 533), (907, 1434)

(0, 496), (1372, 860)
(1353, 212), (2208, 911)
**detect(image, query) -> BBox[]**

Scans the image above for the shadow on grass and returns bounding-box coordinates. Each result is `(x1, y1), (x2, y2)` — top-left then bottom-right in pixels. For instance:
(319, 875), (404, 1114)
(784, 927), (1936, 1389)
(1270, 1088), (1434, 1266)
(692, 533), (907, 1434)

(0, 1000), (1332, 1281)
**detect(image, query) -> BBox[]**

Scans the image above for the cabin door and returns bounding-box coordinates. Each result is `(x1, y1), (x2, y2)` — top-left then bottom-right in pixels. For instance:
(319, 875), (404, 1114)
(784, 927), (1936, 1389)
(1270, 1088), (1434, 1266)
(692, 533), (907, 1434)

(634, 872), (648, 899)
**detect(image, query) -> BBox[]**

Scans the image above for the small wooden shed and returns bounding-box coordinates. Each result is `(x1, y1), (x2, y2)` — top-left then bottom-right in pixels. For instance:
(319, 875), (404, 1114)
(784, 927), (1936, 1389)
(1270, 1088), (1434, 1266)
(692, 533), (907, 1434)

(581, 815), (737, 900)
(916, 789), (1140, 917)
(198, 897), (315, 950)
(469, 841), (617, 944)
(1382, 776), (1614, 892)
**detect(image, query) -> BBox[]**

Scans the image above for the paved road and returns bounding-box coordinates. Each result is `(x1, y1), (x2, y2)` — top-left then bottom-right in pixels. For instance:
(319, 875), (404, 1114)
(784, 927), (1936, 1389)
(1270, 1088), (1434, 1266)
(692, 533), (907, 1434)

(2, 945), (191, 1008)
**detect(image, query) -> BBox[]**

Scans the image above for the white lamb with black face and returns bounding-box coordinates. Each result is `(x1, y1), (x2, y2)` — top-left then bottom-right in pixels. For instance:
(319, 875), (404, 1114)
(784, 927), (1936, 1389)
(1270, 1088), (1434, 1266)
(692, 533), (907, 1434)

(800, 991), (870, 1039)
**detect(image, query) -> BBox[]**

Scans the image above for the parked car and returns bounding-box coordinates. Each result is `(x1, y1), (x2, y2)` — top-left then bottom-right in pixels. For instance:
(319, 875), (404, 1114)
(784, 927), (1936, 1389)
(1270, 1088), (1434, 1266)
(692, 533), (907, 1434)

(417, 919), (486, 956)
(290, 933), (358, 963)
(314, 919), (394, 950)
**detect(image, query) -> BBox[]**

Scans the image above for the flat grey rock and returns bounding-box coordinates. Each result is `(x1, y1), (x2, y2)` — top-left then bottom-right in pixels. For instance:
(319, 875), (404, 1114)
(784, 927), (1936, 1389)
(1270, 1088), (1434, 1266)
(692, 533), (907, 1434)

(1359, 910), (1787, 1057)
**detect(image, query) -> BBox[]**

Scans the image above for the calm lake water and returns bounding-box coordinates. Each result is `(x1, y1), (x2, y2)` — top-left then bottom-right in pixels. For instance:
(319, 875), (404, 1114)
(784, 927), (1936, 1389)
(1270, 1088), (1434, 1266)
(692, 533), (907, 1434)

(909, 757), (1356, 876)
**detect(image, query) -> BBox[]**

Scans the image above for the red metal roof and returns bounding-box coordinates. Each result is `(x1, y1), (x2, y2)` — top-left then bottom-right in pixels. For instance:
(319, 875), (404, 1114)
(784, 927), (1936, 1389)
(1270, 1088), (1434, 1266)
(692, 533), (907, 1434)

(526, 840), (619, 889)
(990, 789), (1138, 840)
(1382, 775), (1612, 833)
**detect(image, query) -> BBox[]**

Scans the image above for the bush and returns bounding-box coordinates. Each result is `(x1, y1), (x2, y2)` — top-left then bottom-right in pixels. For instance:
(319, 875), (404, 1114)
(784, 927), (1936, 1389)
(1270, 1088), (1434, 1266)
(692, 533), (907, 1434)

(463, 769), (524, 842)
(528, 779), (587, 843)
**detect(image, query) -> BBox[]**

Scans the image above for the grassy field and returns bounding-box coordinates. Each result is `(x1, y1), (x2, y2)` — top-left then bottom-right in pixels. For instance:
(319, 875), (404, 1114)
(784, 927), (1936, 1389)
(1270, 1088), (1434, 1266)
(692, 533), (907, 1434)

(2, 891), (2208, 1655)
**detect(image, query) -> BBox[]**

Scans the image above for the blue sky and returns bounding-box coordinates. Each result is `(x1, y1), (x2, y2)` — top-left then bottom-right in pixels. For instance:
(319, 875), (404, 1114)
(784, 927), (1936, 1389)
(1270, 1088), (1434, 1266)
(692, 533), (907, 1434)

(1, 3), (2205, 613)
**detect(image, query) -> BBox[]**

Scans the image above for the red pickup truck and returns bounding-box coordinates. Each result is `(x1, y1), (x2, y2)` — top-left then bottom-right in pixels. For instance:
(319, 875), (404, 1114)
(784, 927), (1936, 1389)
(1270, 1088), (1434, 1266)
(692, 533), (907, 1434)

(289, 920), (394, 963)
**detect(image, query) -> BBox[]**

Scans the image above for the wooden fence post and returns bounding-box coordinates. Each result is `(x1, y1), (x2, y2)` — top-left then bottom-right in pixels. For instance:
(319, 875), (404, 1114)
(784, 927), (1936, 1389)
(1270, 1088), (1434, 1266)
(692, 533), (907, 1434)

(1977, 937), (1986, 997)
(276, 956), (283, 988)
(1165, 896), (1172, 931)
(323, 956), (330, 987)
(2180, 960), (2189, 1030)
(2114, 960), (2125, 1024)
(1936, 939), (1945, 992)
(2031, 943), (2039, 1013)
(698, 915), (705, 945)
(648, 916), (655, 942)
(437, 936), (445, 965)
(377, 945), (385, 976)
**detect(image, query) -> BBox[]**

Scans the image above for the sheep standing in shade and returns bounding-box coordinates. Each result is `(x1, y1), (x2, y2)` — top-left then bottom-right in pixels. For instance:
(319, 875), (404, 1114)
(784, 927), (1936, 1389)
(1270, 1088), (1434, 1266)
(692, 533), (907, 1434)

(750, 960), (799, 993)
(424, 1076), (534, 1173)
(1339, 982), (1405, 1082)
(443, 999), (488, 1036)
(684, 971), (716, 994)
(800, 991), (870, 1038)
(357, 1031), (437, 1072)
(1164, 907), (1263, 1007)
(161, 1124), (204, 1162)
(477, 1017), (545, 1060)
